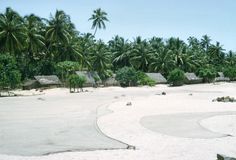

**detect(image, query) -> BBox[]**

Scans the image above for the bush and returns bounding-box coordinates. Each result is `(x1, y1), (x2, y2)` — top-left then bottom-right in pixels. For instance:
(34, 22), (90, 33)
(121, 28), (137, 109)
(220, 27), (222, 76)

(67, 74), (86, 93)
(56, 61), (80, 82)
(198, 68), (216, 83)
(115, 67), (138, 87)
(167, 69), (185, 86)
(0, 54), (21, 91)
(137, 72), (156, 86)
(223, 67), (236, 81)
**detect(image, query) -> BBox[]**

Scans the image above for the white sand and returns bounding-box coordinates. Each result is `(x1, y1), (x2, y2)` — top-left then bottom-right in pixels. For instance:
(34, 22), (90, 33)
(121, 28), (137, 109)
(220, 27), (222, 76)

(1, 83), (236, 160)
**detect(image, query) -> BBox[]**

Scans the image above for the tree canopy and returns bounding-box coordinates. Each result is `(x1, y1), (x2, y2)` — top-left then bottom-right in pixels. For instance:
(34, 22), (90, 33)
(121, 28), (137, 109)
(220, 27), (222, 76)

(0, 7), (236, 89)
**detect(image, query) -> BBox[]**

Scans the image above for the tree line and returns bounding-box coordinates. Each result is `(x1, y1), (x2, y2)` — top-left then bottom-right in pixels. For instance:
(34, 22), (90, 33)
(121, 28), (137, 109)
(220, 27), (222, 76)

(0, 7), (236, 89)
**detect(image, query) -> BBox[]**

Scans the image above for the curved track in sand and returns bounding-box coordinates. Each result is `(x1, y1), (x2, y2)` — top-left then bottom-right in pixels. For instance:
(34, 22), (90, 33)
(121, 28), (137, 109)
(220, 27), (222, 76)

(140, 112), (236, 139)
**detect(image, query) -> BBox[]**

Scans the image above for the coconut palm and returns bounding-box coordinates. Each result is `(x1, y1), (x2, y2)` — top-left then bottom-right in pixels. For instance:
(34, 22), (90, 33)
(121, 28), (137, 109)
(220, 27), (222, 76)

(149, 37), (164, 50)
(207, 42), (225, 66)
(88, 8), (109, 36)
(201, 35), (211, 51)
(90, 40), (111, 80)
(0, 8), (26, 55)
(24, 14), (45, 60)
(46, 10), (76, 61)
(225, 50), (236, 66)
(149, 47), (175, 76)
(166, 37), (187, 67)
(130, 37), (153, 72)
(77, 33), (95, 70)
(109, 35), (132, 69)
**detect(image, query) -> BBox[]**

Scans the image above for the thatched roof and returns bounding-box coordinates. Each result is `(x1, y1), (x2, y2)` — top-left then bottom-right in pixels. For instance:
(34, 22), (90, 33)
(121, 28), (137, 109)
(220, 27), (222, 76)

(23, 80), (38, 87)
(184, 73), (201, 81)
(145, 73), (167, 84)
(184, 73), (202, 84)
(75, 71), (101, 86)
(34, 75), (61, 85)
(104, 74), (119, 86)
(22, 80), (39, 90)
(215, 72), (230, 82)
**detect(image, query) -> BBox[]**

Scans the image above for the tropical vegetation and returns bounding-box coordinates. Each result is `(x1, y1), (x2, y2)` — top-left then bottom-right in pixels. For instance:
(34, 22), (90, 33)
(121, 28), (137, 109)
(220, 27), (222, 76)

(0, 7), (236, 90)
(167, 69), (185, 86)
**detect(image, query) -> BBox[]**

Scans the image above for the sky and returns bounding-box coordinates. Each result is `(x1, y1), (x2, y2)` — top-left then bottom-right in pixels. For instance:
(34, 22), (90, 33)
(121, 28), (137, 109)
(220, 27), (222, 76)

(0, 0), (235, 51)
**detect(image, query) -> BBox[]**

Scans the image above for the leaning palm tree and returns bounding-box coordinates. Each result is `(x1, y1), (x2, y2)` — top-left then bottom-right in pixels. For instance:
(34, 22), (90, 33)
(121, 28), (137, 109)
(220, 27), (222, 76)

(88, 8), (109, 36)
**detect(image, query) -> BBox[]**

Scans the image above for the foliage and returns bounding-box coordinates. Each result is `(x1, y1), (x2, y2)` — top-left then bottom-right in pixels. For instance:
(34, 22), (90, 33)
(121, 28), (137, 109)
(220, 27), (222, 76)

(223, 67), (236, 81)
(137, 72), (156, 86)
(67, 74), (86, 93)
(89, 8), (109, 36)
(115, 67), (138, 87)
(1, 7), (236, 87)
(0, 54), (21, 90)
(198, 67), (217, 83)
(56, 61), (80, 82)
(90, 40), (111, 81)
(167, 69), (185, 86)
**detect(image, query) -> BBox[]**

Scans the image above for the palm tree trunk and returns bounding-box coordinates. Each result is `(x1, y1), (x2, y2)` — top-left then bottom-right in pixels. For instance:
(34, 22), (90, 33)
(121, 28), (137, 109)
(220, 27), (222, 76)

(93, 26), (98, 36)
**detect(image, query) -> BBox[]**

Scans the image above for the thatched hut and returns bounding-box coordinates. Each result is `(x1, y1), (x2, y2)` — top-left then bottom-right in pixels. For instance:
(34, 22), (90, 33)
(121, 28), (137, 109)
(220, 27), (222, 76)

(22, 80), (39, 90)
(145, 73), (167, 84)
(34, 75), (62, 87)
(104, 74), (120, 86)
(215, 72), (230, 82)
(75, 71), (101, 87)
(184, 73), (202, 84)
(23, 75), (61, 90)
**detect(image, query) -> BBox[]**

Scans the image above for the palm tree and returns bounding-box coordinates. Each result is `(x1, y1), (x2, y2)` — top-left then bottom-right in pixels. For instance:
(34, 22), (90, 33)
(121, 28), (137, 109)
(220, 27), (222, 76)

(90, 40), (111, 80)
(207, 42), (225, 66)
(88, 8), (109, 36)
(149, 47), (175, 76)
(77, 33), (95, 70)
(187, 36), (201, 50)
(166, 37), (187, 68)
(225, 50), (236, 66)
(24, 14), (45, 60)
(130, 37), (153, 72)
(0, 8), (26, 55)
(201, 35), (211, 51)
(149, 37), (164, 51)
(45, 10), (75, 61)
(109, 35), (132, 69)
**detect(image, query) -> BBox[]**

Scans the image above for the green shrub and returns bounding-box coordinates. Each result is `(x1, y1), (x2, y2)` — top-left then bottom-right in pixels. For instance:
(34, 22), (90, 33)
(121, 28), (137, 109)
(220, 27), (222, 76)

(223, 67), (236, 81)
(67, 74), (86, 93)
(115, 67), (138, 87)
(137, 72), (156, 86)
(0, 54), (21, 91)
(167, 69), (185, 86)
(198, 68), (216, 83)
(56, 61), (81, 83)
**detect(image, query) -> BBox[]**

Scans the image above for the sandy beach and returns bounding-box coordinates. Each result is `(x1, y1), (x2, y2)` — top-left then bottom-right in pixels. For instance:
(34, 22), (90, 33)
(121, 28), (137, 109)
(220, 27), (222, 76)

(0, 82), (236, 160)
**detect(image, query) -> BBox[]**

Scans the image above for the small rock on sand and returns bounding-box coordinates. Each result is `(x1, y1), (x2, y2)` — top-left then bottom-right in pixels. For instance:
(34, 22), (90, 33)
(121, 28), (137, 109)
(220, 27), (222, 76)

(126, 102), (132, 106)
